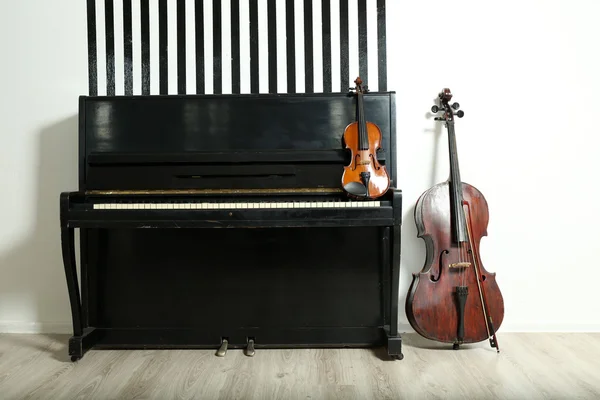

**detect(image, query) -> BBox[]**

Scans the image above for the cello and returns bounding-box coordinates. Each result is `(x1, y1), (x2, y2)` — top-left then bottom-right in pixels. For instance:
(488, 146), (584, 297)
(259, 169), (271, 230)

(406, 89), (504, 351)
(341, 77), (390, 199)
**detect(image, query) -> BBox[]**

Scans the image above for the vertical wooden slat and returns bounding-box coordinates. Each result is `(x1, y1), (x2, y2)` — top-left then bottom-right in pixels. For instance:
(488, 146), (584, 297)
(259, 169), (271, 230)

(195, 0), (205, 94)
(213, 0), (222, 94)
(358, 0), (367, 84)
(87, 0), (98, 96)
(322, 0), (331, 93)
(141, 0), (150, 95)
(123, 0), (133, 95)
(177, 0), (187, 94)
(231, 0), (240, 94)
(339, 0), (349, 92)
(249, 0), (259, 93)
(158, 0), (168, 94)
(303, 0), (313, 93)
(267, 0), (277, 93)
(285, 0), (295, 93)
(377, 0), (387, 91)
(105, 0), (116, 95)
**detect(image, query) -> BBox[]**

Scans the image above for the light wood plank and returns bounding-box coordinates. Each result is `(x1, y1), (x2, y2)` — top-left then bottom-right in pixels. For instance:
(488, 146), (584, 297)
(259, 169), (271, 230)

(0, 333), (599, 400)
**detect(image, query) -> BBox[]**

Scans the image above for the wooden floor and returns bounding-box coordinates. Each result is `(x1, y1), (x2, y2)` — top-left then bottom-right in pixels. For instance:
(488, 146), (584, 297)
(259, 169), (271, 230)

(0, 333), (598, 399)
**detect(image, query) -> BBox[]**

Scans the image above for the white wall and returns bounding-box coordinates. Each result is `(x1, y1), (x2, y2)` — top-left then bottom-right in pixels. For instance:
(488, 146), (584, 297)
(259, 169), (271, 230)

(0, 0), (599, 334)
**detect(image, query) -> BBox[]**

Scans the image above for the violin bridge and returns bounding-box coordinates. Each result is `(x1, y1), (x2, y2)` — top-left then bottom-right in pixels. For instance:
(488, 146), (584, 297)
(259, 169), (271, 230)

(449, 262), (471, 269)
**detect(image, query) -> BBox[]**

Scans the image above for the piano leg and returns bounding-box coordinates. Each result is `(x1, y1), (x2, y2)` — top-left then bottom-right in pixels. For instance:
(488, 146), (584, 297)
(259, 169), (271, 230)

(61, 226), (94, 361)
(386, 224), (403, 360)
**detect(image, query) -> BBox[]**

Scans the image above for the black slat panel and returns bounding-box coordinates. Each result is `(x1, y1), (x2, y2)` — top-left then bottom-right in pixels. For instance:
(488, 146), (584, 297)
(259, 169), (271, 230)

(358, 0), (367, 83)
(303, 0), (313, 93)
(141, 0), (150, 95)
(285, 0), (296, 93)
(230, 0), (240, 94)
(105, 0), (116, 95)
(322, 0), (332, 93)
(85, 0), (389, 95)
(267, 0), (277, 93)
(377, 0), (387, 91)
(177, 0), (186, 94)
(213, 0), (222, 94)
(195, 0), (205, 94)
(87, 0), (98, 96)
(123, 0), (133, 95)
(159, 0), (168, 94)
(340, 0), (349, 92)
(249, 0), (259, 93)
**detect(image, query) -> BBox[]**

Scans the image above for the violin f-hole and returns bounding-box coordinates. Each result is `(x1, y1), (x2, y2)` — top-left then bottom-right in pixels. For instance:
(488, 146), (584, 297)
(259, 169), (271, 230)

(369, 153), (381, 170)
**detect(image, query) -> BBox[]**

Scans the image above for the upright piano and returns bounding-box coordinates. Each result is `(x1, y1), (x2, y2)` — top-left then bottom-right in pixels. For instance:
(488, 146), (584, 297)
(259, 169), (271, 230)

(60, 92), (403, 361)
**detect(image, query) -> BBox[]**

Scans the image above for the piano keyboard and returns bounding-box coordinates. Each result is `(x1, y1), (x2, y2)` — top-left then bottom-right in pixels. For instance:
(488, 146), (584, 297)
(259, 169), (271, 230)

(93, 201), (381, 210)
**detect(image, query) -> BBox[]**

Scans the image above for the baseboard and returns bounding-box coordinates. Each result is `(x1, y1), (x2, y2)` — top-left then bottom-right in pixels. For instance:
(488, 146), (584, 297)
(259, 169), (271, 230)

(0, 321), (72, 334)
(397, 321), (600, 333)
(497, 322), (600, 332)
(2, 321), (599, 335)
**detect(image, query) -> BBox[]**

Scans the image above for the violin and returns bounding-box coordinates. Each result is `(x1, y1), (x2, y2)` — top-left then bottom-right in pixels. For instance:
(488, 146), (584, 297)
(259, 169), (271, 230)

(341, 77), (390, 199)
(406, 89), (504, 351)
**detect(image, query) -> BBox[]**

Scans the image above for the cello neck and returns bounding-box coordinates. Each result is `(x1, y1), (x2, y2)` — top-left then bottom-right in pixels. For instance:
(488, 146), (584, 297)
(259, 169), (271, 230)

(447, 118), (467, 243)
(431, 88), (467, 243)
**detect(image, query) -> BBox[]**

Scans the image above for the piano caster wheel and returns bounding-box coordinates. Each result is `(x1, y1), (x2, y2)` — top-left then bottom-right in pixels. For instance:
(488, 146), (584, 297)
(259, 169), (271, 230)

(245, 339), (255, 357)
(216, 339), (229, 357)
(391, 354), (404, 361)
(70, 355), (81, 362)
(453, 343), (460, 350)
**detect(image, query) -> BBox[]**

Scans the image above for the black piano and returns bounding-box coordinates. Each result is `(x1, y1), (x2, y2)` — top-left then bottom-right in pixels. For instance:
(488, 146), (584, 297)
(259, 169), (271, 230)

(60, 92), (403, 361)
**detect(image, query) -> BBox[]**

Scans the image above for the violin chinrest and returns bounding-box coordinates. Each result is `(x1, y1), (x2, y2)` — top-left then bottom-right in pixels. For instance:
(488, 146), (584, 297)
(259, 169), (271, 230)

(343, 181), (368, 197)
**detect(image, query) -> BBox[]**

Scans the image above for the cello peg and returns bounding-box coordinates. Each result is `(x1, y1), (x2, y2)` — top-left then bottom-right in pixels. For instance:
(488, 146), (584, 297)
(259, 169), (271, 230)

(452, 102), (460, 110)
(455, 110), (465, 118)
(431, 105), (440, 113)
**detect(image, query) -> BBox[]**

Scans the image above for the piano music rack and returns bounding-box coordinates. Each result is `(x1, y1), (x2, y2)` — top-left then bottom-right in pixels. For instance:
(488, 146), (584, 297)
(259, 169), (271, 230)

(60, 92), (403, 361)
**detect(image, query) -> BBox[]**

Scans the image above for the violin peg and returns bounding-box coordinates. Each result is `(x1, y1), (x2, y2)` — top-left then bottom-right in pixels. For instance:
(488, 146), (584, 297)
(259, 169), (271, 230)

(431, 105), (440, 113)
(452, 102), (460, 110)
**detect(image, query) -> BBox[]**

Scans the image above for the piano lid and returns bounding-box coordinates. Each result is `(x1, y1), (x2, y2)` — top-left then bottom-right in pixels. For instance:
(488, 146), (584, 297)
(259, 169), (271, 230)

(79, 92), (396, 192)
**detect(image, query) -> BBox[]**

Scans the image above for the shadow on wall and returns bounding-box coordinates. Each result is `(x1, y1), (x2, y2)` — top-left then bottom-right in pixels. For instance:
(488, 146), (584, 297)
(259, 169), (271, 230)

(397, 111), (444, 333)
(0, 116), (78, 338)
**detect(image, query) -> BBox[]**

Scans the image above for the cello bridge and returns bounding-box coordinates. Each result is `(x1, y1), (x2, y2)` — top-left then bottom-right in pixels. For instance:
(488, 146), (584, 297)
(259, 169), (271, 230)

(449, 262), (471, 269)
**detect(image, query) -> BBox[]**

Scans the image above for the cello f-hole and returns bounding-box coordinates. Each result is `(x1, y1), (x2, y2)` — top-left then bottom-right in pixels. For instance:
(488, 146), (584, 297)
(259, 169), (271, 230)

(431, 250), (449, 282)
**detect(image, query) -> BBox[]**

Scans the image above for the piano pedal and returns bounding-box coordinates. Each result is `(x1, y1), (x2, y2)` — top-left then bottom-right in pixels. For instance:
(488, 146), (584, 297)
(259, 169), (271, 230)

(244, 338), (256, 357)
(216, 338), (229, 357)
